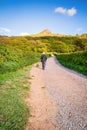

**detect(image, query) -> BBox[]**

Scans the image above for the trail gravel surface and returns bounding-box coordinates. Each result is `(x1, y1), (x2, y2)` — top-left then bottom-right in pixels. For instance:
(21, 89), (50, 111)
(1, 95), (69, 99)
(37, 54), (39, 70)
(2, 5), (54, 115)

(26, 57), (87, 130)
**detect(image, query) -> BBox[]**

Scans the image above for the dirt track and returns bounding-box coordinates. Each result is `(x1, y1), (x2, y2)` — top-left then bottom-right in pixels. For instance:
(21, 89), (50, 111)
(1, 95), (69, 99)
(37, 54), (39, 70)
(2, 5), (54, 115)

(26, 57), (87, 130)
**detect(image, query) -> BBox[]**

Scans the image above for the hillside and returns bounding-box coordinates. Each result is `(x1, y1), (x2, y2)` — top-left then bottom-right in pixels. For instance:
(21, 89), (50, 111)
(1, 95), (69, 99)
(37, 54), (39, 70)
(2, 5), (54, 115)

(0, 34), (87, 74)
(39, 29), (52, 35)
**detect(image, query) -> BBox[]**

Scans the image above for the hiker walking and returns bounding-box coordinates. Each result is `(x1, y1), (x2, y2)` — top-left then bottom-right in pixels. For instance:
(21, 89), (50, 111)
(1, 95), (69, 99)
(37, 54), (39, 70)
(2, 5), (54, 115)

(40, 52), (47, 70)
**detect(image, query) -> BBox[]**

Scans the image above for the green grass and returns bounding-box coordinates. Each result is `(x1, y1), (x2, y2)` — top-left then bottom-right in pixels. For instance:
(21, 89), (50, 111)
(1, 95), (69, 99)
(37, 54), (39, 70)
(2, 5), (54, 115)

(0, 49), (40, 129)
(0, 66), (31, 130)
(56, 51), (87, 75)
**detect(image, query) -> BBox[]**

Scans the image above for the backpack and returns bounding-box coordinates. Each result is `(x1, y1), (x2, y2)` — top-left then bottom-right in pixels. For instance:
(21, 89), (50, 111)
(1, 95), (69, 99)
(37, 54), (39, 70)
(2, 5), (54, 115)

(41, 54), (47, 62)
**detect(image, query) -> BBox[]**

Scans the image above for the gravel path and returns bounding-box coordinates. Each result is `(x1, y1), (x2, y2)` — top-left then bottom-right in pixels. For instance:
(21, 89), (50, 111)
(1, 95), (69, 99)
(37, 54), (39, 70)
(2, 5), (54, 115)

(26, 57), (87, 130)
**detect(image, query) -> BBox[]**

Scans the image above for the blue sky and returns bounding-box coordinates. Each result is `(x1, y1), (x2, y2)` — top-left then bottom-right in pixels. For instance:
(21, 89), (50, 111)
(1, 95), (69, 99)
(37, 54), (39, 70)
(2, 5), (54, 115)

(0, 0), (87, 36)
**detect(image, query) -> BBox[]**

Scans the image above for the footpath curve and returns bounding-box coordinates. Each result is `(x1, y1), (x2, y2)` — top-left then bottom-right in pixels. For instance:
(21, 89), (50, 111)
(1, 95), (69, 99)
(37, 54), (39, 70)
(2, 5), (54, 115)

(26, 56), (87, 130)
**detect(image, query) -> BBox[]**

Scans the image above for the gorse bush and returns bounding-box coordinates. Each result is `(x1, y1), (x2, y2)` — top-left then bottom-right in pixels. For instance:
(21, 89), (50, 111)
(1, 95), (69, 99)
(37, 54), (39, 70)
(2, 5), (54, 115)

(0, 43), (40, 74)
(56, 51), (87, 75)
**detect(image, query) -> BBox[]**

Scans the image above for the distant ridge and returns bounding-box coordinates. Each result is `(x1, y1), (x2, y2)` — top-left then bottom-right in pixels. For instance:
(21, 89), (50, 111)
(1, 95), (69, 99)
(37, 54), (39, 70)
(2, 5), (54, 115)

(30, 29), (65, 37)
(39, 29), (52, 35)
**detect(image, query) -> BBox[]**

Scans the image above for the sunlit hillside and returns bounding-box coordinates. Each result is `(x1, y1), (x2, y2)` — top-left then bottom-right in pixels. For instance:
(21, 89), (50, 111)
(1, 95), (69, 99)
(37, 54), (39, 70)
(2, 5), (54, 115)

(0, 32), (87, 74)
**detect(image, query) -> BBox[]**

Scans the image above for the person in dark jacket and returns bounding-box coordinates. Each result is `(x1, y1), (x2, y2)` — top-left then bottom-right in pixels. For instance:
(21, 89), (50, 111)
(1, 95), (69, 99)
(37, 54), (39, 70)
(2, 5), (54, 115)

(40, 52), (47, 70)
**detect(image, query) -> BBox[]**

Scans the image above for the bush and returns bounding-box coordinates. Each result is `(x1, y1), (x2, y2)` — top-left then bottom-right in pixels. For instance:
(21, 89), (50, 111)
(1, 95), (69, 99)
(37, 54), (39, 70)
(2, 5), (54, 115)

(0, 43), (40, 74)
(56, 51), (87, 75)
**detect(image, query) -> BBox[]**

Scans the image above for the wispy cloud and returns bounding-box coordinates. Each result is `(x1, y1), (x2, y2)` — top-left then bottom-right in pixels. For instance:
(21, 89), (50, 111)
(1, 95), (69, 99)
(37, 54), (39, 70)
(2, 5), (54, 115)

(55, 7), (77, 16)
(20, 32), (30, 36)
(76, 27), (82, 32)
(0, 27), (11, 33)
(55, 7), (66, 14)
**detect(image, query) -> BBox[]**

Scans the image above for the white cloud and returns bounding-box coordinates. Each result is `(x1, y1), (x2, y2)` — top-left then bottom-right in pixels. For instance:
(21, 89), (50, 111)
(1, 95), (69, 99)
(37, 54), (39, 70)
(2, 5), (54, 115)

(55, 7), (77, 16)
(67, 8), (77, 16)
(55, 7), (66, 14)
(20, 32), (30, 36)
(0, 27), (11, 33)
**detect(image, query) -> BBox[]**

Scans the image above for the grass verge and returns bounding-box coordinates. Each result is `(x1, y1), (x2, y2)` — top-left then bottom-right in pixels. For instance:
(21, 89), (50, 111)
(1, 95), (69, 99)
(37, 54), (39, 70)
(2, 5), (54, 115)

(56, 51), (87, 76)
(0, 66), (31, 130)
